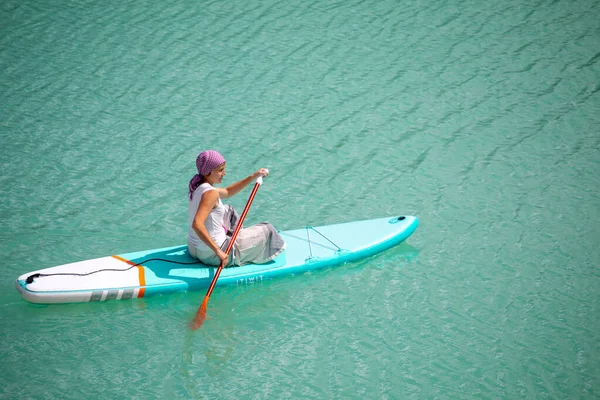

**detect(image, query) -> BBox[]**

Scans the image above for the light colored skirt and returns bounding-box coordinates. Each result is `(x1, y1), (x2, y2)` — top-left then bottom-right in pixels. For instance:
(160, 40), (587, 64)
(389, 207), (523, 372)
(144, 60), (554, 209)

(234, 222), (286, 265)
(188, 222), (286, 267)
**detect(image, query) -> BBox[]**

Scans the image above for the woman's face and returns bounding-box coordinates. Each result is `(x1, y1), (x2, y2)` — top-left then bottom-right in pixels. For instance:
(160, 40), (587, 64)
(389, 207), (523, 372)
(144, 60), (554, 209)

(206, 162), (226, 185)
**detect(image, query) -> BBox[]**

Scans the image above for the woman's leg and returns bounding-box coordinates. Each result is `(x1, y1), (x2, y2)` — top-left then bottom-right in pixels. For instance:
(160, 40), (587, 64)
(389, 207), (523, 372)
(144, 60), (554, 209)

(234, 223), (286, 265)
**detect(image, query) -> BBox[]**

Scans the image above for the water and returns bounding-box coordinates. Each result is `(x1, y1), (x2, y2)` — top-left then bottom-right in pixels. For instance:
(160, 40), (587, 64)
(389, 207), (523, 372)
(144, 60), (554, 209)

(1, 0), (599, 398)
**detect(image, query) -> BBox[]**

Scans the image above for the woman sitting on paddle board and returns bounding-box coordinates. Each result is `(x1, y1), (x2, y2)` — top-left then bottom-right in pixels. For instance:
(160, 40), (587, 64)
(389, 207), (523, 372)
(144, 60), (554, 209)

(187, 150), (286, 266)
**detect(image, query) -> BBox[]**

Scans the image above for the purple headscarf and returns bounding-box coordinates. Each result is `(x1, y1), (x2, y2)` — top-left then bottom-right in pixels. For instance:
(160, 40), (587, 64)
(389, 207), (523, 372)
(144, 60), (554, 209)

(188, 150), (226, 199)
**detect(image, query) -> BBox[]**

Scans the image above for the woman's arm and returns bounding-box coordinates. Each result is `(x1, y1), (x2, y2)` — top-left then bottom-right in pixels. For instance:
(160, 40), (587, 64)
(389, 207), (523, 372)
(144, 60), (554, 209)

(216, 168), (268, 199)
(192, 190), (228, 265)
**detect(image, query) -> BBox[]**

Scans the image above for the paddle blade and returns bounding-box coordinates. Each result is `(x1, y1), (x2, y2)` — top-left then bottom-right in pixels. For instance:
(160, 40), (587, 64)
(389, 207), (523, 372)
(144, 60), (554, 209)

(190, 297), (209, 330)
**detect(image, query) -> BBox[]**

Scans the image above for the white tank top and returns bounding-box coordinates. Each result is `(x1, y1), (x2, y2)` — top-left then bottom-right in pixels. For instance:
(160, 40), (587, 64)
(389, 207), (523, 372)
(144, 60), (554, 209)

(188, 183), (226, 251)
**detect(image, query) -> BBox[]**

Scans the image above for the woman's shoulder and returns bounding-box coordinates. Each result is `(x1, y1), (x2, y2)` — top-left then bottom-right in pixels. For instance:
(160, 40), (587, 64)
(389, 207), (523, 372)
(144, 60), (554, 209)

(198, 183), (217, 195)
(191, 183), (215, 200)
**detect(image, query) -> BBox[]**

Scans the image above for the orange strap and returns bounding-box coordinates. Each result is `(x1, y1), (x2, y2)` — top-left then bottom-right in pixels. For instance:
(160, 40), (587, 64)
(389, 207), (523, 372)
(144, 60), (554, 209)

(112, 255), (146, 298)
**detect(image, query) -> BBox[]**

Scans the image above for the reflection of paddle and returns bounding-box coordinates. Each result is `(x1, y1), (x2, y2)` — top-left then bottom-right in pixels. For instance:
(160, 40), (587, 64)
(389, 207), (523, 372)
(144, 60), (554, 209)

(190, 173), (266, 330)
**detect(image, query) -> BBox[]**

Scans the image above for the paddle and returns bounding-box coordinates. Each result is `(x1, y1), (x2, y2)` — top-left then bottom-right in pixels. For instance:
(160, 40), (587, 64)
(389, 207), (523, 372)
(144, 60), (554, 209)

(190, 171), (267, 330)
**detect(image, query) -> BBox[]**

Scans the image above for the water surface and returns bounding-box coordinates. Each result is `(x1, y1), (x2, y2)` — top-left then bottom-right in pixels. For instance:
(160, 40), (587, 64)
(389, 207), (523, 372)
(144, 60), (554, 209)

(1, 0), (599, 398)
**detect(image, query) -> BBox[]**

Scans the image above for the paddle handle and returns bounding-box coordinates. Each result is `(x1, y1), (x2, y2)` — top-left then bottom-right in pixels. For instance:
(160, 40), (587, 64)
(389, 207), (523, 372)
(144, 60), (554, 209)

(256, 169), (268, 185)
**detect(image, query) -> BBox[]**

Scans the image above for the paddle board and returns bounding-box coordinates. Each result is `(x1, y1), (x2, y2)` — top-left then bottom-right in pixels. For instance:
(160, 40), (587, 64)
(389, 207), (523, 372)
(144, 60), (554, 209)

(15, 215), (418, 304)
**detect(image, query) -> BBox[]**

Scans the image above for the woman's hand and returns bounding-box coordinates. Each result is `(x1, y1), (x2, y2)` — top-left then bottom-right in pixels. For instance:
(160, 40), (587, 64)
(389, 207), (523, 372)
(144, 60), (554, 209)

(216, 249), (229, 266)
(253, 168), (269, 179)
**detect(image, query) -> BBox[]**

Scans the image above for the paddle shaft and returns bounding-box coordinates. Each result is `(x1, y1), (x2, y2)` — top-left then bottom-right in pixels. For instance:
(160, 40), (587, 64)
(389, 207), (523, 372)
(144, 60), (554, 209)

(203, 178), (262, 299)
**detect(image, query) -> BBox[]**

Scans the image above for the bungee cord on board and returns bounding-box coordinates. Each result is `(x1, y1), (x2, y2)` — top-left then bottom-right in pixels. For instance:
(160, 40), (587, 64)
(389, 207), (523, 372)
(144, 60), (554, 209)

(25, 258), (202, 284)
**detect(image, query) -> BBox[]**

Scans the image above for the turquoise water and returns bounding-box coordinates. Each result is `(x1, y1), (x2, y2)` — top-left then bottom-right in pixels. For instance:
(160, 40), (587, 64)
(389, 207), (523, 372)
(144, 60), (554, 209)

(2, 0), (599, 397)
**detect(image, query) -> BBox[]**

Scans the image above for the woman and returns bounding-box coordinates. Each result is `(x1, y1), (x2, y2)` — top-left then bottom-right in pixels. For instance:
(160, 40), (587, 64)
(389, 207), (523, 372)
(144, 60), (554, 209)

(187, 150), (286, 266)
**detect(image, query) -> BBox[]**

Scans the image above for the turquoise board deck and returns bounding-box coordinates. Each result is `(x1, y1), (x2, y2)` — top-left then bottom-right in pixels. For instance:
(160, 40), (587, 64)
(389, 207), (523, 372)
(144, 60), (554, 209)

(16, 216), (418, 304)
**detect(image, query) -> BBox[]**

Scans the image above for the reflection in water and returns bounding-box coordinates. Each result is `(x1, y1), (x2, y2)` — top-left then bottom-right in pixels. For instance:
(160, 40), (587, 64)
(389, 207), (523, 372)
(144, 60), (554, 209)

(180, 315), (237, 396)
